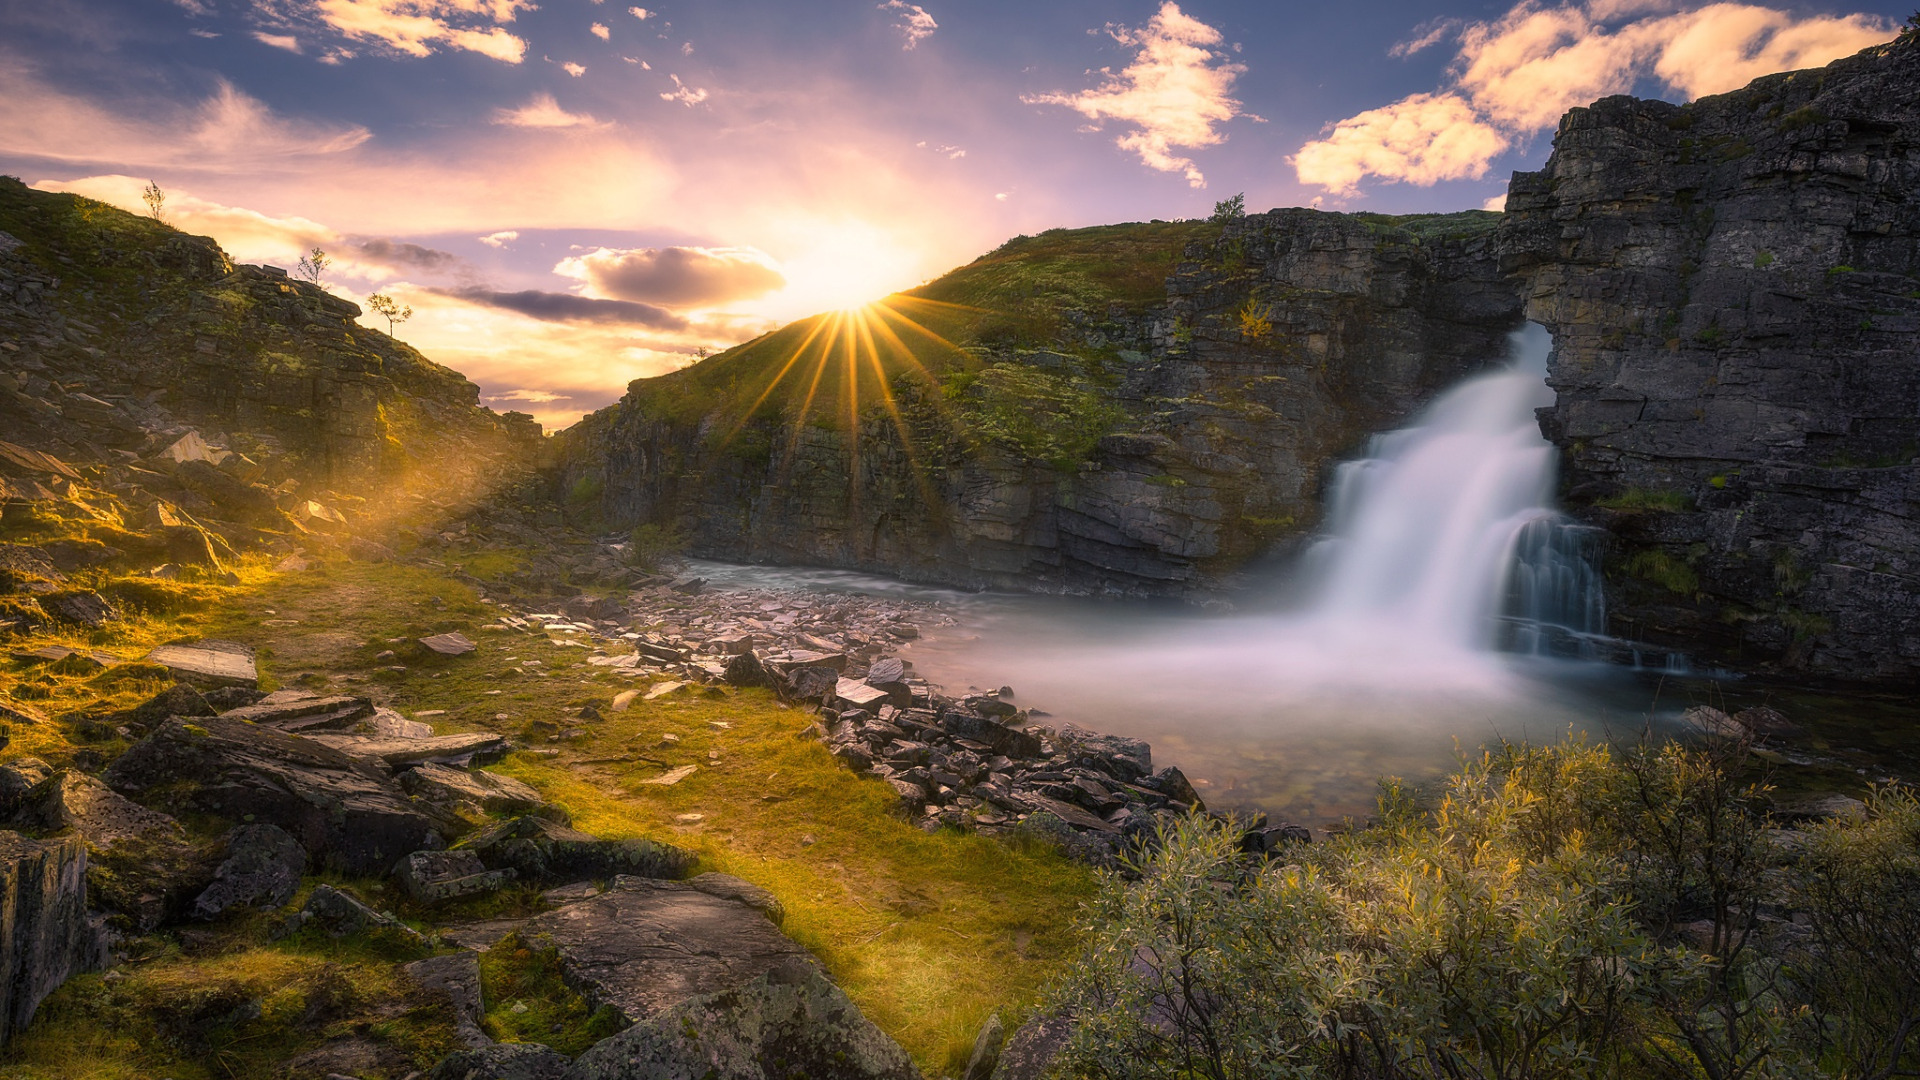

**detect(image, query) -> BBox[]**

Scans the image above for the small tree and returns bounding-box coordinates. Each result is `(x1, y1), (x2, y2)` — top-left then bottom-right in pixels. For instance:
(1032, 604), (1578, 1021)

(1210, 192), (1246, 223)
(296, 247), (330, 286)
(366, 292), (412, 335)
(141, 180), (166, 222)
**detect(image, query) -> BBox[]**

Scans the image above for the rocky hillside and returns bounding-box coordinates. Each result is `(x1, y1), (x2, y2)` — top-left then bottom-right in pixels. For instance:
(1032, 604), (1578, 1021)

(1504, 28), (1920, 680)
(558, 211), (1522, 596)
(0, 177), (540, 501)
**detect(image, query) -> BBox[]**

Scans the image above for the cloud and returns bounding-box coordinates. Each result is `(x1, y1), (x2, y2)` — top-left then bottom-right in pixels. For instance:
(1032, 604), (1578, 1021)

(1292, 93), (1510, 195)
(562, 61), (586, 77)
(879, 1), (938, 49)
(253, 31), (302, 52)
(438, 287), (689, 328)
(590, 22), (610, 41)
(491, 92), (606, 129)
(1390, 18), (1461, 57)
(265, 0), (533, 63)
(1483, 192), (1509, 211)
(346, 236), (465, 274)
(1022, 2), (1246, 187)
(554, 245), (786, 307)
(0, 74), (369, 171)
(478, 230), (519, 248)
(660, 74), (707, 106)
(1296, 0), (1895, 194)
(629, 6), (651, 17)
(488, 389), (572, 404)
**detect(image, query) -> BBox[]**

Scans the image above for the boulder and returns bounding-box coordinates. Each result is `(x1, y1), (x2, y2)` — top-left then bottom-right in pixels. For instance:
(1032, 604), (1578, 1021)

(392, 849), (516, 904)
(10, 771), (182, 849)
(40, 590), (115, 628)
(1059, 725), (1151, 783)
(282, 883), (420, 941)
(989, 1013), (1072, 1080)
(103, 683), (215, 732)
(962, 1012), (1006, 1080)
(402, 763), (548, 815)
(430, 1043), (572, 1080)
(0, 831), (106, 1046)
(172, 458), (281, 522)
(519, 876), (811, 1026)
(105, 716), (443, 874)
(562, 962), (920, 1080)
(191, 823), (306, 919)
(940, 712), (1043, 759)
(405, 951), (490, 1051)
(0, 758), (53, 815)
(144, 639), (258, 689)
(461, 816), (694, 884)
(722, 651), (776, 689)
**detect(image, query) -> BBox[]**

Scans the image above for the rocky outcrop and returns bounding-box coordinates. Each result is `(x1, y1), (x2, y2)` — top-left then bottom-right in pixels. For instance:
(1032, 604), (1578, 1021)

(0, 831), (105, 1045)
(559, 211), (1524, 598)
(1502, 32), (1920, 679)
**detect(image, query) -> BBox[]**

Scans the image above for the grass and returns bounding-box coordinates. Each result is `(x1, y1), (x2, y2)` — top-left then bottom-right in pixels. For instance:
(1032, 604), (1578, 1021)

(1595, 487), (1693, 512)
(2, 548), (1093, 1077)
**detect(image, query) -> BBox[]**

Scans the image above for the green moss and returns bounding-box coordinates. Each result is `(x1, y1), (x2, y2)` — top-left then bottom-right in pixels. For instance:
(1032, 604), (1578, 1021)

(477, 933), (620, 1054)
(1626, 549), (1700, 596)
(1595, 487), (1692, 512)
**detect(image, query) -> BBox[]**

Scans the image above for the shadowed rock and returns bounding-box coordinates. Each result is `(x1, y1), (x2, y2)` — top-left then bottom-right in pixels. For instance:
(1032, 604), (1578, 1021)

(105, 715), (442, 874)
(461, 815), (693, 884)
(405, 951), (491, 1051)
(192, 823), (306, 919)
(0, 831), (105, 1046)
(430, 1043), (573, 1080)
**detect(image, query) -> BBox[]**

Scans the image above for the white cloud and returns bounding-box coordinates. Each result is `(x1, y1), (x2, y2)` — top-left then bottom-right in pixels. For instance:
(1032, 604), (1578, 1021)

(1483, 192), (1509, 211)
(274, 0), (534, 63)
(680, 41), (693, 55)
(1295, 0), (1896, 194)
(1292, 93), (1509, 195)
(478, 230), (519, 247)
(1022, 2), (1246, 188)
(879, 1), (938, 49)
(491, 92), (606, 129)
(189, 28), (221, 38)
(994, 191), (1010, 201)
(562, 60), (586, 76)
(590, 21), (610, 40)
(555, 245), (786, 307)
(629, 6), (652, 17)
(1390, 18), (1461, 57)
(660, 74), (707, 106)
(253, 31), (302, 52)
(488, 389), (573, 403)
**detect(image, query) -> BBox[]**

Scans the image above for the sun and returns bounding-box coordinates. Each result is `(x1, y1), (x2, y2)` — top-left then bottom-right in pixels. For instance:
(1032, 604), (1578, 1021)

(753, 222), (929, 320)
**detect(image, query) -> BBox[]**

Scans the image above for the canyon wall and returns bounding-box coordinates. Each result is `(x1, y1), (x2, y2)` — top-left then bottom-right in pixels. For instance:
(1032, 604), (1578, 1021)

(562, 211), (1524, 597)
(1503, 32), (1920, 679)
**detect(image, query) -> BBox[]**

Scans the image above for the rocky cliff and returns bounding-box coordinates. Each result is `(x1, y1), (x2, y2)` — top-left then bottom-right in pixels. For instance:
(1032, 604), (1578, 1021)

(559, 211), (1523, 596)
(0, 177), (540, 495)
(1503, 29), (1920, 680)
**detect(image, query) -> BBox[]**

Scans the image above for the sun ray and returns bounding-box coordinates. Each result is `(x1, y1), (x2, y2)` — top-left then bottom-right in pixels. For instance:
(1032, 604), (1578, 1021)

(725, 312), (835, 442)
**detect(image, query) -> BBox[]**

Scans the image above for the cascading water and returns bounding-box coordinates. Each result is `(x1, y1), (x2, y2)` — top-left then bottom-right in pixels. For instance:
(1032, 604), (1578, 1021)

(1296, 323), (1611, 658)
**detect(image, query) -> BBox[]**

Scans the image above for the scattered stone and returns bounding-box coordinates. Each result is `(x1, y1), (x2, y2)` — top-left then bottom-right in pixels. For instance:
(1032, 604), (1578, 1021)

(220, 689), (373, 732)
(564, 962), (919, 1080)
(0, 832), (106, 1046)
(1683, 706), (1745, 740)
(517, 876), (814, 1026)
(963, 1012), (1006, 1080)
(145, 639), (258, 689)
(609, 689), (638, 712)
(419, 632), (478, 658)
(283, 884), (419, 941)
(0, 702), (46, 728)
(404, 951), (490, 1051)
(191, 823), (306, 919)
(989, 1012), (1072, 1080)
(393, 849), (517, 904)
(643, 680), (685, 701)
(640, 765), (697, 787)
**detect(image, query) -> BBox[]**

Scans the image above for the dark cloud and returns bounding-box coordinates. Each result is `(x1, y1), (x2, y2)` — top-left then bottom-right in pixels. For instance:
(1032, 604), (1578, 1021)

(440, 286), (689, 329)
(348, 236), (465, 274)
(555, 245), (785, 307)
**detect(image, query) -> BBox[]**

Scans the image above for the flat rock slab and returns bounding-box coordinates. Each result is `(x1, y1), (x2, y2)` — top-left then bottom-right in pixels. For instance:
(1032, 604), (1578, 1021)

(146, 640), (258, 689)
(835, 678), (891, 710)
(520, 876), (814, 1026)
(419, 633), (477, 657)
(105, 716), (440, 875)
(306, 732), (509, 769)
(222, 690), (373, 732)
(1015, 791), (1119, 834)
(402, 762), (547, 814)
(563, 963), (920, 1080)
(441, 918), (528, 952)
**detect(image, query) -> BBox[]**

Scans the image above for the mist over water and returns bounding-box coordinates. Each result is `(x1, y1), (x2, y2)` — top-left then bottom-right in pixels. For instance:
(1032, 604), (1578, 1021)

(694, 326), (1691, 825)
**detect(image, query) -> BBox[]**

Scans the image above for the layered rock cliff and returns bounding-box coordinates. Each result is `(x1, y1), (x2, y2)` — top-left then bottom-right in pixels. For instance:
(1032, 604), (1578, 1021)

(559, 212), (1523, 596)
(1504, 30), (1920, 679)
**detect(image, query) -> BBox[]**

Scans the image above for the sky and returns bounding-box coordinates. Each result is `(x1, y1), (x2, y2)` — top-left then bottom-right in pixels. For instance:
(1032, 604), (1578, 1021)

(0, 0), (1905, 428)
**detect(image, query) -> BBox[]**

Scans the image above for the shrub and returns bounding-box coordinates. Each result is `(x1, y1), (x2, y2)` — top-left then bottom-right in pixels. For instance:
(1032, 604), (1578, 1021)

(625, 522), (687, 571)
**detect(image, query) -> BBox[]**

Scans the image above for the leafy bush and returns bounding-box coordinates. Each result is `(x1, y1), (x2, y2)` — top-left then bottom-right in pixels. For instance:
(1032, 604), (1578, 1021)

(626, 522), (688, 571)
(1044, 736), (1920, 1080)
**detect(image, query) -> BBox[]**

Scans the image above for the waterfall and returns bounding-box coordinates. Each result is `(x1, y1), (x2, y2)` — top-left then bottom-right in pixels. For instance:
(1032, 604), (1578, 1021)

(1299, 324), (1611, 658)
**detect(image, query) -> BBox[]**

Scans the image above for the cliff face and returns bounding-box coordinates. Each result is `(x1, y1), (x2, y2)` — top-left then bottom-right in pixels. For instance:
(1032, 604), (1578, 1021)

(0, 177), (539, 490)
(1503, 33), (1920, 679)
(563, 211), (1523, 596)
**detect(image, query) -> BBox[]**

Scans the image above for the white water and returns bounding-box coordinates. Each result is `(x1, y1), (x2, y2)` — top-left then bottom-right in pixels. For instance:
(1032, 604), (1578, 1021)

(692, 325), (1691, 823)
